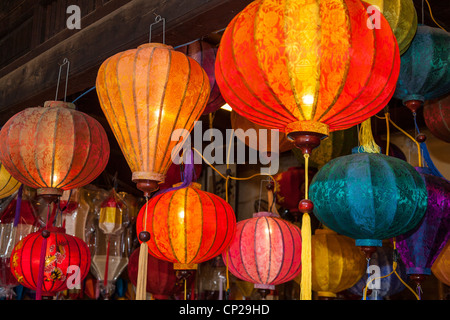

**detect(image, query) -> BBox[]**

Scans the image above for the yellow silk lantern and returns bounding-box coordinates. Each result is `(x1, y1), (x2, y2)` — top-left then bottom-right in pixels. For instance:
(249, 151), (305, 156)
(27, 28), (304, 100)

(311, 228), (366, 299)
(0, 162), (20, 199)
(432, 241), (450, 286)
(364, 0), (418, 55)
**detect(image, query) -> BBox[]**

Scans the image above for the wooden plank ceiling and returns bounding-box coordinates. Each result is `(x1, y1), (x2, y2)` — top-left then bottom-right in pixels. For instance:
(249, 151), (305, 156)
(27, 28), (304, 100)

(0, 0), (448, 192)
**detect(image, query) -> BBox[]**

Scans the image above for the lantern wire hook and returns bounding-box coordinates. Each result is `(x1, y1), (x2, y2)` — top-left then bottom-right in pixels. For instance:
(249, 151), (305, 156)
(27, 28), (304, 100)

(55, 58), (70, 102)
(149, 14), (166, 44)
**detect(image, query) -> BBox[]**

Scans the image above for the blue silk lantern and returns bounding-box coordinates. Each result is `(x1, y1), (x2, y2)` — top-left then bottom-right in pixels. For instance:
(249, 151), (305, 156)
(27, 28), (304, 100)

(395, 167), (450, 289)
(347, 245), (408, 300)
(393, 25), (450, 113)
(309, 151), (428, 257)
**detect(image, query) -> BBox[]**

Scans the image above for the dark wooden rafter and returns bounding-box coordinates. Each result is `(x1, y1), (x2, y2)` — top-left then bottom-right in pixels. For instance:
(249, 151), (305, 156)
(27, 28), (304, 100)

(0, 0), (253, 125)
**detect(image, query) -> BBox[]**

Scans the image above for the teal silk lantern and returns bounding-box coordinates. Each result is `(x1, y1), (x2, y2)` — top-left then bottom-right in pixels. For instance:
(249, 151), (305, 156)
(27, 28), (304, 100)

(309, 151), (428, 257)
(393, 25), (450, 113)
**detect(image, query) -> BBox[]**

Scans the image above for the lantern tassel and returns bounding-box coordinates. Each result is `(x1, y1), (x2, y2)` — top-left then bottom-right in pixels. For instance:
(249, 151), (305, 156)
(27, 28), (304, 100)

(300, 153), (312, 300)
(358, 118), (380, 154)
(136, 198), (149, 300)
(135, 241), (149, 300)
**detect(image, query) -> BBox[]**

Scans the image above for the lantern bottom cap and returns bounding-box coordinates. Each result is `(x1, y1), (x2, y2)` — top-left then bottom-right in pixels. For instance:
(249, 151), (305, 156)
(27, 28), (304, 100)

(132, 171), (165, 183)
(254, 283), (275, 290)
(317, 291), (337, 298)
(355, 239), (382, 247)
(173, 263), (198, 270)
(285, 120), (329, 137)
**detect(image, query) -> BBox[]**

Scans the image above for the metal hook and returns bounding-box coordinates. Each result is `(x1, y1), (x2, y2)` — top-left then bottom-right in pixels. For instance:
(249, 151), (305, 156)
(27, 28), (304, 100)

(55, 58), (70, 102)
(149, 14), (166, 44)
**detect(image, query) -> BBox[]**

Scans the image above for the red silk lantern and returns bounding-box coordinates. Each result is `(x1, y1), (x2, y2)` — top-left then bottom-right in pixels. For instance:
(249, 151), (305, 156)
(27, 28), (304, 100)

(274, 167), (317, 219)
(136, 183), (236, 271)
(10, 227), (91, 297)
(0, 101), (110, 201)
(176, 40), (225, 115)
(127, 246), (179, 299)
(222, 212), (302, 296)
(423, 94), (450, 143)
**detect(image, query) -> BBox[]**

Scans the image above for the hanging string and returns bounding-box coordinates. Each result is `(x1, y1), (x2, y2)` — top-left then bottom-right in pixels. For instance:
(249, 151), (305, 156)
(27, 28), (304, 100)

(55, 58), (70, 102)
(424, 0), (447, 32)
(103, 235), (111, 298)
(385, 113), (390, 156)
(375, 114), (422, 167)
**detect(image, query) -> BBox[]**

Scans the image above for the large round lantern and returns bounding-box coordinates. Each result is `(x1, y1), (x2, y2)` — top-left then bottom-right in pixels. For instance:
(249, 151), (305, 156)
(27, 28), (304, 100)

(0, 101), (110, 202)
(393, 25), (450, 113)
(136, 183), (236, 270)
(348, 244), (408, 300)
(10, 227), (91, 298)
(176, 40), (225, 115)
(216, 0), (400, 142)
(395, 167), (450, 289)
(96, 43), (210, 196)
(222, 212), (302, 297)
(364, 0), (417, 55)
(127, 246), (179, 299)
(431, 240), (450, 286)
(423, 94), (450, 143)
(309, 151), (428, 256)
(310, 228), (366, 299)
(0, 162), (20, 199)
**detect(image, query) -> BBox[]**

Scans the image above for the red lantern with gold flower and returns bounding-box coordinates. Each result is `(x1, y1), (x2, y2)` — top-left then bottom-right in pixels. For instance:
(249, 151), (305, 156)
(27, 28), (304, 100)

(10, 227), (91, 298)
(0, 101), (110, 202)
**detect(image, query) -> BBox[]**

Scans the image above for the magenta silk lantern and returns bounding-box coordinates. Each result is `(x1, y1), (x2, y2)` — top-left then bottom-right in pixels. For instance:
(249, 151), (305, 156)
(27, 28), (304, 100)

(222, 212), (302, 292)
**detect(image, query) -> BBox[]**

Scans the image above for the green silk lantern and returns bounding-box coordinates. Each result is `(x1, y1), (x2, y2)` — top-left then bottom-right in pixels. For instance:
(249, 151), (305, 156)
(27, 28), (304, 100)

(309, 150), (428, 257)
(364, 0), (417, 55)
(393, 25), (450, 113)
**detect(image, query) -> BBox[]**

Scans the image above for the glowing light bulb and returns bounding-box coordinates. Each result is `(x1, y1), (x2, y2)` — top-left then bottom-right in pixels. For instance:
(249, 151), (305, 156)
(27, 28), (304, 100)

(220, 103), (232, 112)
(302, 94), (315, 105)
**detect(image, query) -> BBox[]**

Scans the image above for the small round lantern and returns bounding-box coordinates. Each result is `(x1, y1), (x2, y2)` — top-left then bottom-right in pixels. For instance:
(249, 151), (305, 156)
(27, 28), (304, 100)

(432, 240), (450, 286)
(310, 228), (366, 299)
(348, 244), (409, 300)
(127, 246), (179, 299)
(0, 162), (20, 199)
(10, 227), (91, 298)
(396, 167), (450, 289)
(176, 40), (225, 115)
(423, 94), (450, 143)
(136, 183), (236, 271)
(364, 0), (417, 55)
(393, 25), (450, 113)
(309, 151), (428, 257)
(0, 101), (110, 202)
(222, 212), (302, 298)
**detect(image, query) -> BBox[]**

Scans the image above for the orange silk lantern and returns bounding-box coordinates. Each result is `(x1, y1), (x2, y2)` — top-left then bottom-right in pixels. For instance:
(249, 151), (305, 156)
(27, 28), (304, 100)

(432, 241), (450, 286)
(0, 101), (110, 202)
(10, 227), (91, 298)
(215, 0), (400, 300)
(136, 183), (236, 271)
(96, 43), (210, 196)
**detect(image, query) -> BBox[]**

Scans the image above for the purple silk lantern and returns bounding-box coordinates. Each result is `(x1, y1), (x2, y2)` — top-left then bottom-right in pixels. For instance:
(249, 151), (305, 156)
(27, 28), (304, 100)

(396, 167), (450, 292)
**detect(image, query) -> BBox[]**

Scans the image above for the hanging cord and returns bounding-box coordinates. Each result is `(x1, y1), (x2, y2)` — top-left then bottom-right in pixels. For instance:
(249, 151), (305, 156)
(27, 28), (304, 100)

(375, 114), (422, 167)
(55, 58), (70, 102)
(385, 113), (390, 156)
(424, 0), (447, 32)
(149, 14), (166, 44)
(362, 239), (420, 300)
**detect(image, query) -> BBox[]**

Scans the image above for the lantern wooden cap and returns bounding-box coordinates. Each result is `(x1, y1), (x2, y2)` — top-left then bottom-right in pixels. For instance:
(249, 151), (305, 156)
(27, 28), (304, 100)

(43, 101), (76, 109)
(288, 131), (327, 155)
